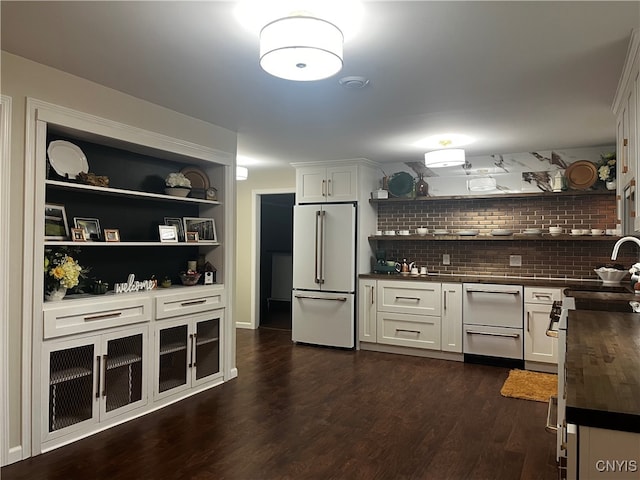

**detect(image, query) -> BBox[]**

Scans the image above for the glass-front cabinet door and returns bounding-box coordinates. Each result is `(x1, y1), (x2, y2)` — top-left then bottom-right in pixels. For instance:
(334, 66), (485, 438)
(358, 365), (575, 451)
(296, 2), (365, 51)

(42, 336), (100, 442)
(100, 328), (148, 420)
(156, 320), (190, 400)
(193, 315), (222, 386)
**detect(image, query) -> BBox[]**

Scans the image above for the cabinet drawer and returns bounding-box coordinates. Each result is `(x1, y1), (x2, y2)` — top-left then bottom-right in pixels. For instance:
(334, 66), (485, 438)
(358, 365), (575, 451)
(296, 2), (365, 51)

(524, 287), (562, 304)
(43, 296), (152, 339)
(463, 325), (523, 360)
(376, 312), (441, 350)
(377, 281), (441, 316)
(155, 286), (225, 319)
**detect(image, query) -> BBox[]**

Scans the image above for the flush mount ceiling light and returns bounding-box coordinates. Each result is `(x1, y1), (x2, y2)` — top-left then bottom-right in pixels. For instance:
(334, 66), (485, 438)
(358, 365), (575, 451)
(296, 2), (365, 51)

(259, 15), (344, 81)
(424, 148), (466, 168)
(467, 177), (497, 192)
(237, 166), (249, 181)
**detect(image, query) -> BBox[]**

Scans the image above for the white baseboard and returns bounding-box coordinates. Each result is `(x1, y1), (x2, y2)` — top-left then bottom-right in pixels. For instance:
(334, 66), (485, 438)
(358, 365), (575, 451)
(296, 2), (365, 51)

(6, 445), (23, 465)
(235, 321), (255, 330)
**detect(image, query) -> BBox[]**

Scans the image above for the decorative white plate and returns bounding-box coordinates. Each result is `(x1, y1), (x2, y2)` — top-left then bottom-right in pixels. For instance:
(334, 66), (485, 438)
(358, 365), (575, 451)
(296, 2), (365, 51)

(47, 140), (89, 178)
(457, 230), (479, 236)
(491, 229), (513, 236)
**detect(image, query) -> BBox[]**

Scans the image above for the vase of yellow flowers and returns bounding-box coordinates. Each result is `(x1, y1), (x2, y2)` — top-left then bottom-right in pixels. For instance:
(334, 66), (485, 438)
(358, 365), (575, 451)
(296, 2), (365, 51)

(44, 247), (85, 301)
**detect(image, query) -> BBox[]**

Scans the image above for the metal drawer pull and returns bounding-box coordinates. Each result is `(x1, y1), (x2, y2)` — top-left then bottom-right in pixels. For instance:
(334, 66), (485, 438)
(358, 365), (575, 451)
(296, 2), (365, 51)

(465, 330), (520, 338)
(295, 294), (347, 302)
(395, 296), (420, 301)
(396, 329), (420, 335)
(84, 312), (122, 321)
(466, 289), (520, 295)
(181, 299), (207, 307)
(533, 293), (552, 299)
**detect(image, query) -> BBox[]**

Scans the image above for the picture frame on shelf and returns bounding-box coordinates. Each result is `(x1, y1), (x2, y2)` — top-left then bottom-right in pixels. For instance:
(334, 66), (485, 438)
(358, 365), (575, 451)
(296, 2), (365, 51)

(71, 228), (86, 242)
(158, 225), (178, 243)
(74, 217), (101, 241)
(164, 217), (185, 242)
(185, 231), (199, 243)
(44, 203), (70, 240)
(183, 217), (216, 242)
(104, 229), (120, 242)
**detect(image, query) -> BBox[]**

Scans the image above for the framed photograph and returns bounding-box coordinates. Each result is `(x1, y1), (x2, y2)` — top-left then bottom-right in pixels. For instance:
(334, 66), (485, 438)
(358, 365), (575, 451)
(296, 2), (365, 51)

(74, 217), (101, 241)
(158, 225), (178, 243)
(183, 217), (216, 242)
(185, 231), (199, 243)
(104, 229), (120, 242)
(164, 217), (185, 241)
(44, 204), (70, 240)
(71, 228), (86, 242)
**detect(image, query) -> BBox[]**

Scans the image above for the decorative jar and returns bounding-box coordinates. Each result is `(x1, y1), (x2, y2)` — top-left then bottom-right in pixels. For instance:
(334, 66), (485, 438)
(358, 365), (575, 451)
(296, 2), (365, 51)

(45, 287), (67, 302)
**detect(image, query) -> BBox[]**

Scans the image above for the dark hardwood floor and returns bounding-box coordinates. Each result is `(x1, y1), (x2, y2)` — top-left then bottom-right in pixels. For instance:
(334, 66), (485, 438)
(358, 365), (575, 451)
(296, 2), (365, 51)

(3, 329), (558, 480)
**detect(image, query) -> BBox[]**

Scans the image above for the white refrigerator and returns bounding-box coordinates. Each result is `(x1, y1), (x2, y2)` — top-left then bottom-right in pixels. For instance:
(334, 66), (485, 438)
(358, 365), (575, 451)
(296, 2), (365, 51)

(292, 203), (356, 348)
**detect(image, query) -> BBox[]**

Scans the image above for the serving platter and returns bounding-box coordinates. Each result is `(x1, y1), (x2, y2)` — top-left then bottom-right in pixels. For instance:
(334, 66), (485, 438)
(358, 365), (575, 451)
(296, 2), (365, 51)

(47, 140), (89, 178)
(565, 160), (597, 190)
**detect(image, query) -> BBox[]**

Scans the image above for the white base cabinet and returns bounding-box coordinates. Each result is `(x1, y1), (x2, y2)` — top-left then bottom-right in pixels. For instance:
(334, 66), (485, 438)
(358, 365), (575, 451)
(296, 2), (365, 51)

(41, 325), (148, 448)
(358, 279), (462, 359)
(524, 287), (560, 367)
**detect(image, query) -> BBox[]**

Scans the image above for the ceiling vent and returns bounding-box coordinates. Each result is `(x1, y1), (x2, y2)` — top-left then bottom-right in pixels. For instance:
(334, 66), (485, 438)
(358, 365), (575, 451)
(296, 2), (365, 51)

(338, 76), (370, 89)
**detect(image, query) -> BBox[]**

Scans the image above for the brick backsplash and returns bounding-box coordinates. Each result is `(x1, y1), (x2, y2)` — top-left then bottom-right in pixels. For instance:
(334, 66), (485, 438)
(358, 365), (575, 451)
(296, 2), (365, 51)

(375, 193), (637, 280)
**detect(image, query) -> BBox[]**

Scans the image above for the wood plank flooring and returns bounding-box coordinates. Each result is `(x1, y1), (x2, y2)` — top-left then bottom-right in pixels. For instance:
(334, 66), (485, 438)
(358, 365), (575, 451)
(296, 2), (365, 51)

(2, 329), (558, 480)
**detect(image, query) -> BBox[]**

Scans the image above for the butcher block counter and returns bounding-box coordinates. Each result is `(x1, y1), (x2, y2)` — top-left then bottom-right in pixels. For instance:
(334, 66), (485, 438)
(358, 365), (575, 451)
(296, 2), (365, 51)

(566, 309), (640, 433)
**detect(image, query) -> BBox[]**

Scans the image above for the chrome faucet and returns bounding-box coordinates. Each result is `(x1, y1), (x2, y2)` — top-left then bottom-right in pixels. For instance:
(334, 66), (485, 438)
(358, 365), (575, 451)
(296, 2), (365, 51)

(611, 236), (640, 260)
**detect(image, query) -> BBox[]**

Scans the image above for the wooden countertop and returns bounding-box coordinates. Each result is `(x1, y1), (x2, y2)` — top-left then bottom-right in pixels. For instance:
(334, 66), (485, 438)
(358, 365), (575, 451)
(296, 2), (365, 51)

(566, 309), (640, 433)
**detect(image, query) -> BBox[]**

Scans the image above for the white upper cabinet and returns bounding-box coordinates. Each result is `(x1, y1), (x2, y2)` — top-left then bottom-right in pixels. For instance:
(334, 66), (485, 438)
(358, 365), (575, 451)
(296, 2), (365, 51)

(612, 29), (640, 232)
(295, 164), (358, 203)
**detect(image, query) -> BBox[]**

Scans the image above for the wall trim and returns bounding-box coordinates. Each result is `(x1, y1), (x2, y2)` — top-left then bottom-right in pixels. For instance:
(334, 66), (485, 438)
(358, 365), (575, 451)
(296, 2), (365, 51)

(0, 95), (12, 466)
(246, 188), (295, 330)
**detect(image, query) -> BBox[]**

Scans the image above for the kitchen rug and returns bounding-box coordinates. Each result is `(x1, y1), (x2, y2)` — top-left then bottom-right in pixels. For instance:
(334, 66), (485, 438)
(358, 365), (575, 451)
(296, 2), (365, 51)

(500, 369), (557, 402)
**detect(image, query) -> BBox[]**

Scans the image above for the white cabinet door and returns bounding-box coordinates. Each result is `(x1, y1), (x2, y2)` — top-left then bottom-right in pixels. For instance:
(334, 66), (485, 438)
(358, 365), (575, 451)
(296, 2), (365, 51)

(441, 283), (462, 353)
(377, 280), (441, 316)
(358, 279), (377, 342)
(326, 165), (358, 202)
(296, 166), (327, 203)
(524, 303), (558, 364)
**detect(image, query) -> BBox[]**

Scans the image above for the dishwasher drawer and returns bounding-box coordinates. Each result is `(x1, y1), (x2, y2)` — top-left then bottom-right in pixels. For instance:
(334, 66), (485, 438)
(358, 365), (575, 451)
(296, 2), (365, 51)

(463, 283), (523, 328)
(463, 325), (523, 359)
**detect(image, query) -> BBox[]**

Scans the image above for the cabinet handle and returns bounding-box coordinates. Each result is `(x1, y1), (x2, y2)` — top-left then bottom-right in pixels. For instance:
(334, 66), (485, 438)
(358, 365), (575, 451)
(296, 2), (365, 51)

(101, 354), (107, 397)
(465, 330), (520, 339)
(95, 356), (101, 399)
(527, 311), (530, 332)
(396, 328), (420, 335)
(84, 312), (122, 321)
(395, 296), (420, 301)
(623, 138), (629, 173)
(295, 294), (347, 302)
(327, 178), (332, 196)
(465, 289), (520, 295)
(192, 333), (197, 368)
(443, 291), (447, 311)
(532, 293), (552, 300)
(180, 299), (206, 307)
(370, 286), (375, 305)
(322, 179), (326, 197)
(188, 334), (194, 368)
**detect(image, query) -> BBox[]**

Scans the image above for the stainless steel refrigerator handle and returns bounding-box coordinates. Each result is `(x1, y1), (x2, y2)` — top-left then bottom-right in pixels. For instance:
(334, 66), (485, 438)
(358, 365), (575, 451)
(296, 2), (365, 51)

(318, 210), (325, 284)
(314, 210), (321, 284)
(465, 289), (521, 295)
(295, 294), (348, 302)
(465, 330), (520, 338)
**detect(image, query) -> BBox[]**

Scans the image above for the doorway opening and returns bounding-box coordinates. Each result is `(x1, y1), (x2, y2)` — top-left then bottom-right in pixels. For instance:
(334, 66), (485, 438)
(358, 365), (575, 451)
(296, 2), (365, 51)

(259, 193), (295, 330)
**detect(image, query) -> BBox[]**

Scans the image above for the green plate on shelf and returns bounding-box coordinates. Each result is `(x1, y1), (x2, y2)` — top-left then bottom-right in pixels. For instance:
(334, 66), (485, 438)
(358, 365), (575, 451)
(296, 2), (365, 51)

(387, 171), (414, 197)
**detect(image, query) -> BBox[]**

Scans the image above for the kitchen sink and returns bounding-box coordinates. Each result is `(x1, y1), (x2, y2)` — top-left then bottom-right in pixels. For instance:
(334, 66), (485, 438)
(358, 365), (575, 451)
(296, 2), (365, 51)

(564, 287), (638, 313)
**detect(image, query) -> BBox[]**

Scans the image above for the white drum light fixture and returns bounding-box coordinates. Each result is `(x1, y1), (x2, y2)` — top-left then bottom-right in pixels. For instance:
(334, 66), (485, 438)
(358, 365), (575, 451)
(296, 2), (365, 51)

(237, 166), (249, 181)
(259, 15), (344, 81)
(424, 148), (466, 168)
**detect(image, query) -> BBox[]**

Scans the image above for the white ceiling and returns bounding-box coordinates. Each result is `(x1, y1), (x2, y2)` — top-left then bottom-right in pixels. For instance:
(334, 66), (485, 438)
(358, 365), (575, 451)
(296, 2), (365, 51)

(2, 1), (639, 171)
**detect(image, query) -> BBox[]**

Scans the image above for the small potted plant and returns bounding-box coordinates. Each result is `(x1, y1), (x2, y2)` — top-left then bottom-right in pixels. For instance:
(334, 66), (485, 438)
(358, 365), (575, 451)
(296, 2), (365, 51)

(597, 152), (616, 190)
(44, 247), (86, 301)
(164, 172), (192, 197)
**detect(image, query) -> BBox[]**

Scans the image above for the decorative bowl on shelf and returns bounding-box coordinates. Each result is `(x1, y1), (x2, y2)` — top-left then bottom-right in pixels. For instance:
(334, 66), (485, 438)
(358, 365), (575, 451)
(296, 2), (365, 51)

(179, 272), (201, 286)
(594, 267), (628, 285)
(165, 187), (191, 197)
